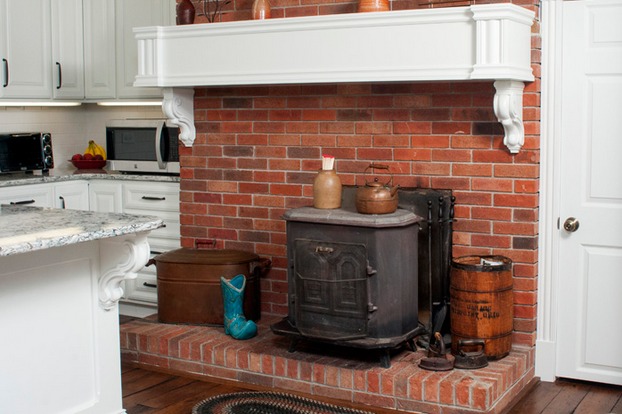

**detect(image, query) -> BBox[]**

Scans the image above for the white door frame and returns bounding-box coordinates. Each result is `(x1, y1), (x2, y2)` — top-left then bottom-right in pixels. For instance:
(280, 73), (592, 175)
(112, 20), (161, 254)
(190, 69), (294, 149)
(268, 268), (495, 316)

(536, 0), (565, 382)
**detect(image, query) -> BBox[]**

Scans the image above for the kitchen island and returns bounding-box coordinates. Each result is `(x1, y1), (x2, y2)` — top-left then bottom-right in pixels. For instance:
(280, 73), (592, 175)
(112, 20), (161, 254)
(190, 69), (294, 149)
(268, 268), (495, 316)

(0, 205), (163, 414)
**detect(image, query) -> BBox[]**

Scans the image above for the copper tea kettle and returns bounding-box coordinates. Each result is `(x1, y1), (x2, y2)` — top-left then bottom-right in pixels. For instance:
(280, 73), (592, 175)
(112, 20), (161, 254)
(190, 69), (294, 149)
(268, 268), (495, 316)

(355, 164), (400, 214)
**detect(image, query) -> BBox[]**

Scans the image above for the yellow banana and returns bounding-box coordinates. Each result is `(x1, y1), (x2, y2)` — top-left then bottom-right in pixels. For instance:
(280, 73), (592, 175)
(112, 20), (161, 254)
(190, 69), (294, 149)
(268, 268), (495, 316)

(84, 140), (107, 160)
(84, 143), (94, 156)
(92, 141), (107, 160)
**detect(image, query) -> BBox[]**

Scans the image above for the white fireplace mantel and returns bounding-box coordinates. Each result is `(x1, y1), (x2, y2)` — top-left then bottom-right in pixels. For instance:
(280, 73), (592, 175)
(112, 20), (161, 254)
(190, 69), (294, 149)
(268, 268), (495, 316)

(134, 4), (535, 153)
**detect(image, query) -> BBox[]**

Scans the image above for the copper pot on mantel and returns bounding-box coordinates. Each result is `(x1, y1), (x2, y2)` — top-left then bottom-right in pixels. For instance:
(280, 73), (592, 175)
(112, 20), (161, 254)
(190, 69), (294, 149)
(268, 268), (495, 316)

(252, 0), (271, 20)
(176, 0), (195, 25)
(358, 0), (390, 12)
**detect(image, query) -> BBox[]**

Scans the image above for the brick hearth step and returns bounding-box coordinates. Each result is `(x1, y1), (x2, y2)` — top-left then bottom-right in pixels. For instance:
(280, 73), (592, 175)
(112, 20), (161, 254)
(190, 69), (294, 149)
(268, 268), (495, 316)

(120, 315), (534, 414)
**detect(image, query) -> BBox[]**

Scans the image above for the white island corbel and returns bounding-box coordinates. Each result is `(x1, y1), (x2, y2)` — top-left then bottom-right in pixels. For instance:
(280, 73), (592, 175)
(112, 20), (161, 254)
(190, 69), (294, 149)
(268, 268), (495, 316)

(0, 205), (163, 414)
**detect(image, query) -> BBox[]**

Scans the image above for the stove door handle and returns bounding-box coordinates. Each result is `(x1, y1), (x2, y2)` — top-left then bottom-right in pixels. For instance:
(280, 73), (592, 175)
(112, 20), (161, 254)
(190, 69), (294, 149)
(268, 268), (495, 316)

(315, 246), (334, 254)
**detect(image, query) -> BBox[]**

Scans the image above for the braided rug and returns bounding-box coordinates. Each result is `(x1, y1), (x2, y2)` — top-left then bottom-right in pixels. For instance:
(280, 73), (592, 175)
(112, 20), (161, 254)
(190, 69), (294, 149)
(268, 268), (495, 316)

(192, 391), (377, 414)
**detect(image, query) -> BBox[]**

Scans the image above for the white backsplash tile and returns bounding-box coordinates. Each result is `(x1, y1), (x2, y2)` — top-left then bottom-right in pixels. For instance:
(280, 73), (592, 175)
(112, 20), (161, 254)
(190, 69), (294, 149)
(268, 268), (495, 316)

(0, 104), (165, 174)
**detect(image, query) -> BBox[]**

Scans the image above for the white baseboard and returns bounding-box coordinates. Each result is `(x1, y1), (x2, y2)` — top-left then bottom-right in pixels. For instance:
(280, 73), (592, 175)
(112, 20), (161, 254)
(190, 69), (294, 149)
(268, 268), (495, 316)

(535, 339), (557, 382)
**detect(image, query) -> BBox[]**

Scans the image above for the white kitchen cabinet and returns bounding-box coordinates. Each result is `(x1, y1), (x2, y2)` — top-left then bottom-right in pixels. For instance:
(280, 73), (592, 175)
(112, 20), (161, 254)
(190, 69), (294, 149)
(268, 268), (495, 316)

(51, 0), (85, 99)
(54, 180), (89, 210)
(0, 0), (52, 99)
(121, 180), (180, 305)
(88, 179), (123, 213)
(0, 181), (88, 209)
(115, 0), (174, 99)
(1, 0), (174, 102)
(83, 0), (116, 99)
(84, 0), (174, 101)
(0, 183), (55, 207)
(0, 0), (83, 100)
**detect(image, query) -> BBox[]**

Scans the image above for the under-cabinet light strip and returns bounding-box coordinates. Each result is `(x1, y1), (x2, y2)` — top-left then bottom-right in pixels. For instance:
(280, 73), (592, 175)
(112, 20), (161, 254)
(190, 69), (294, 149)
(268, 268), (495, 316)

(0, 101), (82, 107)
(97, 101), (162, 106)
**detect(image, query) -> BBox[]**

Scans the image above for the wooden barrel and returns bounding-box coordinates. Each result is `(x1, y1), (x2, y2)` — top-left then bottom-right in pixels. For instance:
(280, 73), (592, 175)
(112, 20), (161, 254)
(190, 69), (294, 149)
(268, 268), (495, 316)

(450, 255), (513, 359)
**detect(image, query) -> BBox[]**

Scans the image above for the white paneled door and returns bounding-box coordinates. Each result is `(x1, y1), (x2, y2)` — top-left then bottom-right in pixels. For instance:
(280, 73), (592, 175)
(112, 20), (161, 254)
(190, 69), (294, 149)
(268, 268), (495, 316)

(556, 0), (622, 385)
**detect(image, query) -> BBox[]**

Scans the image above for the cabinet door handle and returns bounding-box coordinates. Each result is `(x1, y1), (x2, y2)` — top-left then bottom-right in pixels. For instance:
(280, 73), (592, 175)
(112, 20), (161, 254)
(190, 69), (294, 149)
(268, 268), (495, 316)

(143, 282), (157, 288)
(55, 62), (62, 89)
(2, 58), (8, 87)
(10, 199), (35, 205)
(141, 196), (166, 201)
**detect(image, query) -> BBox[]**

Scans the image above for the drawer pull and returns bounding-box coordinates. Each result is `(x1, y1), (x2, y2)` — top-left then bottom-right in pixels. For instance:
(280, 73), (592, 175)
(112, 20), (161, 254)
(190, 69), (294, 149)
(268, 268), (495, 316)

(2, 58), (8, 87)
(141, 196), (166, 201)
(56, 61), (62, 89)
(143, 282), (157, 288)
(10, 199), (35, 205)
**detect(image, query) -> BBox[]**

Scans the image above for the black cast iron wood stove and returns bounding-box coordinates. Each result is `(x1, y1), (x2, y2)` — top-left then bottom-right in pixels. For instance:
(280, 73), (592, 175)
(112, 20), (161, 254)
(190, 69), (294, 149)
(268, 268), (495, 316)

(271, 196), (426, 367)
(271, 188), (454, 367)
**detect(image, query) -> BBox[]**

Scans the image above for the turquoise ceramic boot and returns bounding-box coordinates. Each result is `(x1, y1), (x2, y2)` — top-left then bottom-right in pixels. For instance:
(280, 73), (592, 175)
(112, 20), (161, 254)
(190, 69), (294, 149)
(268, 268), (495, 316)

(220, 274), (257, 340)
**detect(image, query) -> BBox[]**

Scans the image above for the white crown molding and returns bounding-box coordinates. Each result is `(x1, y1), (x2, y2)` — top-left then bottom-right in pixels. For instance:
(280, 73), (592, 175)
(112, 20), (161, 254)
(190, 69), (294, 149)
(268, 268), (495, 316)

(135, 4), (535, 152)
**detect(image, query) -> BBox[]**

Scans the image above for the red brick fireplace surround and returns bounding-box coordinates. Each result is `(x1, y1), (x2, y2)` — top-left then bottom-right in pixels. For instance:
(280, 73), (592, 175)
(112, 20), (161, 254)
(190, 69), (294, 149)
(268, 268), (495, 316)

(133, 0), (541, 411)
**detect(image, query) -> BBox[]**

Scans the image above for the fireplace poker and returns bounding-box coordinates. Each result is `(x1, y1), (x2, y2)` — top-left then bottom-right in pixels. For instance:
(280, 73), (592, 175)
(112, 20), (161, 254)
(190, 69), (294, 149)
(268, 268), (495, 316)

(427, 199), (434, 340)
(433, 196), (447, 332)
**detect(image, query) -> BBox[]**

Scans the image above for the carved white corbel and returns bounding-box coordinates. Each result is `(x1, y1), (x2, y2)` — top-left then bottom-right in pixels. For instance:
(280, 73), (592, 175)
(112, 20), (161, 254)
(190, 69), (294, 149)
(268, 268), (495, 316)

(162, 87), (196, 147)
(98, 233), (151, 310)
(493, 80), (525, 154)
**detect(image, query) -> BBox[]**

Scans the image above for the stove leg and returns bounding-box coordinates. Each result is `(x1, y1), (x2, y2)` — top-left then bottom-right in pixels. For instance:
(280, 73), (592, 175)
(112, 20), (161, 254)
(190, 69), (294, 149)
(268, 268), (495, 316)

(379, 350), (391, 368)
(407, 338), (417, 352)
(288, 338), (299, 353)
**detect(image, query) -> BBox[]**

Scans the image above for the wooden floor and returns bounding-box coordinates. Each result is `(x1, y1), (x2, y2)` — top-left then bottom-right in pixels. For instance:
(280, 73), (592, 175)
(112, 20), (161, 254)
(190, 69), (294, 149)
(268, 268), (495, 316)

(503, 378), (622, 414)
(122, 363), (245, 414)
(121, 363), (622, 413)
(121, 363), (402, 414)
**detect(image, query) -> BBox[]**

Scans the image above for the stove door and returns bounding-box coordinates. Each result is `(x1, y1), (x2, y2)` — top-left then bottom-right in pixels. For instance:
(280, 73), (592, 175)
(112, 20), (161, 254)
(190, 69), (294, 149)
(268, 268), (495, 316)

(293, 239), (370, 341)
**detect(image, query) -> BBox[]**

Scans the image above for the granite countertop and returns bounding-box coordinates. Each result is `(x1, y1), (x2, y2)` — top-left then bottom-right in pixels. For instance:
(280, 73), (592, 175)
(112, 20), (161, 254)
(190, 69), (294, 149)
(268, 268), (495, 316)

(0, 171), (180, 188)
(0, 205), (164, 257)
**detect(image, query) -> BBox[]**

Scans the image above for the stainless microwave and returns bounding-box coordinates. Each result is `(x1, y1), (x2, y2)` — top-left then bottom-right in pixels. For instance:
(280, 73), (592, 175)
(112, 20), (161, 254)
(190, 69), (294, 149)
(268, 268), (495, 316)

(106, 120), (180, 174)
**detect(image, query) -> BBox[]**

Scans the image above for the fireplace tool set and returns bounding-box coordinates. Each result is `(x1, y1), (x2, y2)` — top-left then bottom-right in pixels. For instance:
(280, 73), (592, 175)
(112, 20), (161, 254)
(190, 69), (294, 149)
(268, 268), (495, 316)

(416, 192), (455, 343)
(418, 193), (490, 372)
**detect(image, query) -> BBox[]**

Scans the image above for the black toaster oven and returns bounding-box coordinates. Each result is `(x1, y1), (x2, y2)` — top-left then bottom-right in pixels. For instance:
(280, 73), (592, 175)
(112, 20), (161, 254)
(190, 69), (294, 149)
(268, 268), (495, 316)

(0, 132), (54, 174)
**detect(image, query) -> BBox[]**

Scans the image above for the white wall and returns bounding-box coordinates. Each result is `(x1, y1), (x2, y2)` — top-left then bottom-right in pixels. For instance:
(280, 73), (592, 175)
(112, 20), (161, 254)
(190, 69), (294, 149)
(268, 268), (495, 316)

(0, 104), (164, 174)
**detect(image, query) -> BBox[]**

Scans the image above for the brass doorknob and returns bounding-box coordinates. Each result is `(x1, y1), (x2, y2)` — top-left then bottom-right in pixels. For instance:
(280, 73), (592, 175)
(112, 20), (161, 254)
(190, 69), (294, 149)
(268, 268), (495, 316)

(563, 217), (580, 232)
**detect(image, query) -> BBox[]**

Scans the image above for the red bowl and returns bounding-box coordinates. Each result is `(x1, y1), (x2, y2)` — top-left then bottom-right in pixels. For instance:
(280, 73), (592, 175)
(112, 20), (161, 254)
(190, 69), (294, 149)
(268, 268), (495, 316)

(70, 159), (107, 170)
